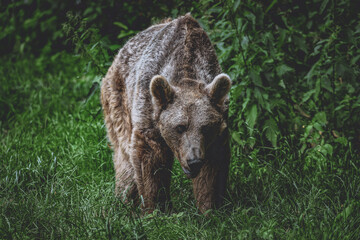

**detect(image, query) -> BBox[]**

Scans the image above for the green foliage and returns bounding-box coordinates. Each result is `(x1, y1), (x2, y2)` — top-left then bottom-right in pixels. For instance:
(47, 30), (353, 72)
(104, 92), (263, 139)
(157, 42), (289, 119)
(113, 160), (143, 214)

(62, 12), (112, 76)
(196, 0), (360, 179)
(0, 0), (193, 57)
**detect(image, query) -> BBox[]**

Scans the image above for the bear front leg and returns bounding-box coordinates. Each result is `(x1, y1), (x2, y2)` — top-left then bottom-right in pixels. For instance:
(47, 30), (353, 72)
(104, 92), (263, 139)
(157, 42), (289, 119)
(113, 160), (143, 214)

(139, 160), (173, 212)
(132, 129), (174, 213)
(192, 132), (230, 213)
(113, 148), (138, 203)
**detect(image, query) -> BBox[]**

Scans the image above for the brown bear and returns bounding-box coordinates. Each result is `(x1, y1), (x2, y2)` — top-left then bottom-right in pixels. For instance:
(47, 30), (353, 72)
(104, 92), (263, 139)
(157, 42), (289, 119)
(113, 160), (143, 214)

(101, 14), (231, 213)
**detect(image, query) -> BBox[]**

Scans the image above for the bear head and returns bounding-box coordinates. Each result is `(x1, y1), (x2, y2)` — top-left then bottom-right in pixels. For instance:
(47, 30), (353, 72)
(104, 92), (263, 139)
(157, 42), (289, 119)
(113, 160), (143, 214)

(150, 74), (231, 178)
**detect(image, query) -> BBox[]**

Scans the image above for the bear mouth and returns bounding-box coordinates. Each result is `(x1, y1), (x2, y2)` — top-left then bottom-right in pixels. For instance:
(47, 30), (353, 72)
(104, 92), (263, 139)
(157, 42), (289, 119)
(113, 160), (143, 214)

(182, 167), (200, 179)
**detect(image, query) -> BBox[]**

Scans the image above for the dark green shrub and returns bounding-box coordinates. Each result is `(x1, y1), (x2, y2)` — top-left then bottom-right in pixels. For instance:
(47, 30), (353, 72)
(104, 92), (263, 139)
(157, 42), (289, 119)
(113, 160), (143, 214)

(195, 0), (360, 179)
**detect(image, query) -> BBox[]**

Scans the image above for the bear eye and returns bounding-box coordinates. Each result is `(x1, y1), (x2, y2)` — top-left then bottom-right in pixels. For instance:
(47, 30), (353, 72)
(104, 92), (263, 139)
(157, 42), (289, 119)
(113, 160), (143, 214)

(176, 125), (187, 134)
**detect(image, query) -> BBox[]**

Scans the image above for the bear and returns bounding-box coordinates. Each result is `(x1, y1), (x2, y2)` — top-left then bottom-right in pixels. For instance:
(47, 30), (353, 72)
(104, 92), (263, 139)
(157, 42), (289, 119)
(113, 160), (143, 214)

(101, 14), (231, 213)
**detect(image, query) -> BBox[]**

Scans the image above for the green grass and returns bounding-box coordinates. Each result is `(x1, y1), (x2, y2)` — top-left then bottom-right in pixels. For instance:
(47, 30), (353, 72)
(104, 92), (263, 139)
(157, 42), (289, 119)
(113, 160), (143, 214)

(1, 54), (359, 239)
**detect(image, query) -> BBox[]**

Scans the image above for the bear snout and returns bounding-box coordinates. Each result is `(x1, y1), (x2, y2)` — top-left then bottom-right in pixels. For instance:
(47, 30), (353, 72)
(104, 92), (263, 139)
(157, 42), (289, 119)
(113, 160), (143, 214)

(182, 159), (204, 178)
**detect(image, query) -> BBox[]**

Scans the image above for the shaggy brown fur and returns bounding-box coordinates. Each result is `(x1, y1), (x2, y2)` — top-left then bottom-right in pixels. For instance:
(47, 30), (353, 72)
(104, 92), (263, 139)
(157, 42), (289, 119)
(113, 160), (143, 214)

(101, 14), (231, 213)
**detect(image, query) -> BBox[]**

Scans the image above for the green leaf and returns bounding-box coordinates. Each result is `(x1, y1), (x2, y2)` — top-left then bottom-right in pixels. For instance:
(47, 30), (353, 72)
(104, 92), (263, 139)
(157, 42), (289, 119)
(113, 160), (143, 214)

(246, 104), (258, 134)
(109, 44), (121, 51)
(334, 137), (348, 146)
(117, 30), (135, 39)
(276, 64), (294, 77)
(244, 11), (256, 26)
(304, 125), (313, 138)
(279, 79), (286, 89)
(232, 132), (243, 146)
(323, 144), (333, 156)
(320, 0), (329, 14)
(321, 77), (333, 92)
(334, 104), (346, 112)
(350, 55), (360, 65)
(113, 21), (128, 30)
(314, 78), (321, 101)
(264, 118), (279, 147)
(301, 89), (316, 103)
(231, 84), (244, 100)
(265, 0), (278, 13)
(242, 88), (252, 112)
(313, 122), (324, 132)
(233, 0), (241, 12)
(294, 35), (308, 54)
(250, 70), (262, 87)
(305, 61), (319, 80)
(241, 36), (249, 50)
(254, 87), (264, 107)
(314, 112), (327, 125)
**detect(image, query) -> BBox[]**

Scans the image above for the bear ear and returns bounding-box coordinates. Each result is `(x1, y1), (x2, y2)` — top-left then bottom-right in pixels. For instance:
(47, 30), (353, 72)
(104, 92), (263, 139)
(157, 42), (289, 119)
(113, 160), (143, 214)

(206, 73), (231, 105)
(150, 75), (174, 109)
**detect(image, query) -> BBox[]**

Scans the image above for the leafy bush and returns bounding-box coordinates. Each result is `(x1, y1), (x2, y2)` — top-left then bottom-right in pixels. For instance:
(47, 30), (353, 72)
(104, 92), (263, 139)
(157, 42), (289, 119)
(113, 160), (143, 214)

(195, 0), (360, 179)
(0, 0), (191, 56)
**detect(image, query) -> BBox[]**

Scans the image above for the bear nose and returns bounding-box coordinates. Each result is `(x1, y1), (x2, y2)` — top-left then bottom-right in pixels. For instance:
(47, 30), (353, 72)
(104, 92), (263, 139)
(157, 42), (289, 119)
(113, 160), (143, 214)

(187, 159), (204, 175)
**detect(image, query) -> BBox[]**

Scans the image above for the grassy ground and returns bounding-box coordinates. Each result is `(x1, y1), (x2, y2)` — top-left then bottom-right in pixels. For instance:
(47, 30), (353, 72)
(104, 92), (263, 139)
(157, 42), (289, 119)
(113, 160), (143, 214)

(1, 54), (359, 239)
